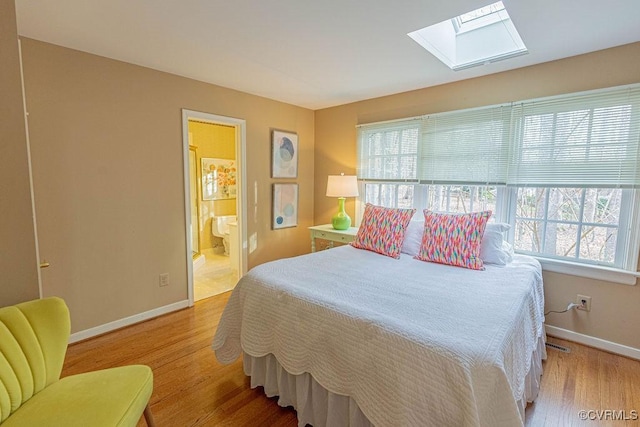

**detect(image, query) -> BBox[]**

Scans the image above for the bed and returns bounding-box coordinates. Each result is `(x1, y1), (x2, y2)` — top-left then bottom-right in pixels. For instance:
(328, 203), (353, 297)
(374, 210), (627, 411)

(213, 241), (545, 427)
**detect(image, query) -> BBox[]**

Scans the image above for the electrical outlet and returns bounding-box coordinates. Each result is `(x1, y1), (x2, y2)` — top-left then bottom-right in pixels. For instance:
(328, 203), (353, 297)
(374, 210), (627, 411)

(159, 273), (170, 287)
(576, 294), (591, 312)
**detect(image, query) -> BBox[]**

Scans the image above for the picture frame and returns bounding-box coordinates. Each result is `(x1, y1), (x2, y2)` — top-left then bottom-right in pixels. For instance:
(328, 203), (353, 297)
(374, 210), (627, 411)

(201, 158), (237, 201)
(272, 183), (298, 229)
(271, 129), (298, 178)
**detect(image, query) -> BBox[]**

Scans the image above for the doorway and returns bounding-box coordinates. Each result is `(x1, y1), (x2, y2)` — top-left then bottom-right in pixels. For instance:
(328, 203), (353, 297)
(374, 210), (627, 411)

(181, 110), (247, 305)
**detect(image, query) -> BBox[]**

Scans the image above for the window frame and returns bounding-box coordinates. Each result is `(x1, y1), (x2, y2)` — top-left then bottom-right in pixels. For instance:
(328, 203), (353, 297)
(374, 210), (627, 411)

(503, 187), (640, 284)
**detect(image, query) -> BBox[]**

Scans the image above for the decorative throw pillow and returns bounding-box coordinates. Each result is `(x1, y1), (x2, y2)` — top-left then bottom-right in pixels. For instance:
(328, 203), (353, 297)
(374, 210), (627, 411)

(351, 204), (416, 259)
(404, 220), (513, 263)
(415, 210), (492, 270)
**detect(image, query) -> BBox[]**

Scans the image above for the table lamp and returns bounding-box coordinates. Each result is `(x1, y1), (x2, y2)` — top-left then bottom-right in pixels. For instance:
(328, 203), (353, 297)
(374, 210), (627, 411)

(326, 173), (359, 230)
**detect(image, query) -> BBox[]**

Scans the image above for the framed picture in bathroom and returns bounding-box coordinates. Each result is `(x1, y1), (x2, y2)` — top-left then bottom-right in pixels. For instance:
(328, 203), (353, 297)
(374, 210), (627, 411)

(201, 158), (237, 200)
(272, 183), (298, 229)
(271, 129), (298, 178)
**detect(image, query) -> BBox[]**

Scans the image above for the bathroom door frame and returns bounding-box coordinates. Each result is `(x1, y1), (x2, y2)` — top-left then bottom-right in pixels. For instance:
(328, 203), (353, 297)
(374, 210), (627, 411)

(181, 109), (248, 306)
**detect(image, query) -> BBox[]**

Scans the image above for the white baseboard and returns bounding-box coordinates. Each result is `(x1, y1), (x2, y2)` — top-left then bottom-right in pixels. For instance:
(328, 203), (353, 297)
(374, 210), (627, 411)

(545, 325), (640, 360)
(69, 300), (190, 344)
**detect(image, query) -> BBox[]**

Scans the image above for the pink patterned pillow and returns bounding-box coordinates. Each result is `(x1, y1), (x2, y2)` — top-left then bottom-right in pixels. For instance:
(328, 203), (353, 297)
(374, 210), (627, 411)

(415, 210), (492, 270)
(351, 204), (416, 259)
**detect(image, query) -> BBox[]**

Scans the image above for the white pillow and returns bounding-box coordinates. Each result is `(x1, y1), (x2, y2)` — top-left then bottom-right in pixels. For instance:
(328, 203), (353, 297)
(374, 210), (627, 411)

(400, 220), (424, 256)
(502, 240), (515, 259)
(402, 220), (513, 265)
(480, 223), (513, 265)
(486, 222), (510, 233)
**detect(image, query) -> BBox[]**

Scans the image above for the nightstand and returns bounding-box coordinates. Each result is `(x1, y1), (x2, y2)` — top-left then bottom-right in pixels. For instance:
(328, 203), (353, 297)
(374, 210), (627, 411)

(308, 224), (359, 252)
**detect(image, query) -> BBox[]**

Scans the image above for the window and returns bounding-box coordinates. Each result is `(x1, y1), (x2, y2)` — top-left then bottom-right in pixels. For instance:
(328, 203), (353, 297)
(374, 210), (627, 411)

(357, 85), (640, 284)
(425, 185), (498, 214)
(358, 121), (419, 181)
(364, 183), (415, 209)
(364, 184), (499, 214)
(513, 187), (627, 266)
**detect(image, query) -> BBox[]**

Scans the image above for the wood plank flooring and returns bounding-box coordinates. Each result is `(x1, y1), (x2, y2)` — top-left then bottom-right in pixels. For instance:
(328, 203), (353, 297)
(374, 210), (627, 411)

(63, 293), (640, 427)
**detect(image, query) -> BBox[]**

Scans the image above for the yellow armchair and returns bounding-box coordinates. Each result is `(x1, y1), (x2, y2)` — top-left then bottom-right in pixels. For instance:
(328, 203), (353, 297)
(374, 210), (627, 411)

(0, 297), (155, 426)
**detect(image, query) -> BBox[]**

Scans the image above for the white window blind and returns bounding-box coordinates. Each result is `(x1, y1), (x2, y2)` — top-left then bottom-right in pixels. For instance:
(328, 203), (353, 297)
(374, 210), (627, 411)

(508, 86), (640, 188)
(358, 85), (640, 188)
(420, 105), (511, 185)
(357, 119), (421, 181)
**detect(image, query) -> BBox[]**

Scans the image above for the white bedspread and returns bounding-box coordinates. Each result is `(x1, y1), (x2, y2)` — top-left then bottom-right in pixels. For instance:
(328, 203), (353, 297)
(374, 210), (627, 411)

(213, 246), (545, 427)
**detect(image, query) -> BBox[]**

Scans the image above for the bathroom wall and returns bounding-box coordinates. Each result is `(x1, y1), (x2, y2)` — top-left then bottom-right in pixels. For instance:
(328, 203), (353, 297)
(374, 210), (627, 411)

(188, 120), (236, 251)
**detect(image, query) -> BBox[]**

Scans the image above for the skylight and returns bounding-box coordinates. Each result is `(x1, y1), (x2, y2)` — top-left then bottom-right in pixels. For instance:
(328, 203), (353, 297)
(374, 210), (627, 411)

(408, 1), (527, 71)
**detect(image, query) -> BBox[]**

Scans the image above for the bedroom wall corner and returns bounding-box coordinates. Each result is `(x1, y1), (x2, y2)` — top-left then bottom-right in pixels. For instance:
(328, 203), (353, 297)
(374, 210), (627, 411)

(0, 0), (40, 306)
(314, 42), (640, 352)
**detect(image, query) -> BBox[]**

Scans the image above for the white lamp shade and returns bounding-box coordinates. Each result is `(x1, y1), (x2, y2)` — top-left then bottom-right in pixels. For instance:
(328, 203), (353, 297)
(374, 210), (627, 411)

(326, 175), (359, 197)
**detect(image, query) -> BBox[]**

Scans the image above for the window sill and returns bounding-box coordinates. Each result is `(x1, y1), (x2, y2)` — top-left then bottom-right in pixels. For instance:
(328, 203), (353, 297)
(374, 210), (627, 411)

(534, 257), (639, 285)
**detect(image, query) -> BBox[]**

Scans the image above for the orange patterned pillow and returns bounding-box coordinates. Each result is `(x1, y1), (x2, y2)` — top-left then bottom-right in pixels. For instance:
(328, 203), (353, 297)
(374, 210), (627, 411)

(414, 210), (491, 270)
(351, 204), (416, 258)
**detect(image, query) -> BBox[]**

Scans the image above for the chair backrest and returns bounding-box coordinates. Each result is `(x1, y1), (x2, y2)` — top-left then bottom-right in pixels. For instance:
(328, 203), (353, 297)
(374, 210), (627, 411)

(0, 297), (70, 423)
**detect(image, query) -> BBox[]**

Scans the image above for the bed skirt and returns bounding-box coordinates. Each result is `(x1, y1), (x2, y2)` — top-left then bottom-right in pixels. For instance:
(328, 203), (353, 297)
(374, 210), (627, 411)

(243, 334), (547, 427)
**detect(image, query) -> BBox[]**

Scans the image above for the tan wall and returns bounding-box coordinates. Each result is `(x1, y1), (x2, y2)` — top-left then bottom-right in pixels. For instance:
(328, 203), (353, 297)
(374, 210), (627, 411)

(0, 0), (39, 305)
(188, 121), (236, 251)
(21, 38), (314, 333)
(314, 42), (640, 350)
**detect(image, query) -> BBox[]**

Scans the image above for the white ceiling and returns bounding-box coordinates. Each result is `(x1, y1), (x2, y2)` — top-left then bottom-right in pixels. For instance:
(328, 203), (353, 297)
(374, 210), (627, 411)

(15, 0), (640, 110)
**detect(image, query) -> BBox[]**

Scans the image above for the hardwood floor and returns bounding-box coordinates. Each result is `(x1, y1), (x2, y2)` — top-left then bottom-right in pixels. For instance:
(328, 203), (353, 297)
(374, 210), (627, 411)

(525, 338), (640, 427)
(63, 293), (640, 427)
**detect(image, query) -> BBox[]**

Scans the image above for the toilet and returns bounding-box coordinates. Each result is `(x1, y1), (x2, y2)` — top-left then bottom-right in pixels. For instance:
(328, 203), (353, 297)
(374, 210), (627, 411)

(212, 215), (236, 256)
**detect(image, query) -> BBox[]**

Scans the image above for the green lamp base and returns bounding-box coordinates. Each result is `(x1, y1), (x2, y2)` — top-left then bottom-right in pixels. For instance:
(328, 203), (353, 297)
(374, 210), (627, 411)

(331, 197), (351, 230)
